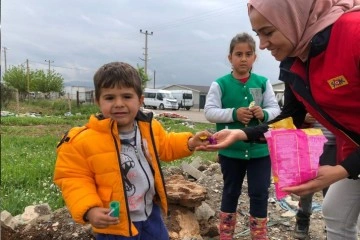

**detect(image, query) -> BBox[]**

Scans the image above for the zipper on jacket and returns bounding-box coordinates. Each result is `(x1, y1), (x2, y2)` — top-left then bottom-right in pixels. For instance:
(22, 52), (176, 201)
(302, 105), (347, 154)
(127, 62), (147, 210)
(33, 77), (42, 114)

(148, 120), (169, 214)
(121, 125), (152, 219)
(111, 120), (133, 236)
(133, 145), (151, 218)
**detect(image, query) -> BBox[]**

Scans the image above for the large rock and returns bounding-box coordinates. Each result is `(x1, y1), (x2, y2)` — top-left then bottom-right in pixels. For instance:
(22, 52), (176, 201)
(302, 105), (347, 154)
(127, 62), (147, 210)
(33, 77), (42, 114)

(165, 174), (207, 208)
(164, 174), (218, 239)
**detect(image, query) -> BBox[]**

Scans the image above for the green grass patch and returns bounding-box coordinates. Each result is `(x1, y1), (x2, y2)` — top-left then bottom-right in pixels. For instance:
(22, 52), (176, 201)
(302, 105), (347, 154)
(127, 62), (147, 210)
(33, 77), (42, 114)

(1, 116), (89, 126)
(1, 132), (64, 215)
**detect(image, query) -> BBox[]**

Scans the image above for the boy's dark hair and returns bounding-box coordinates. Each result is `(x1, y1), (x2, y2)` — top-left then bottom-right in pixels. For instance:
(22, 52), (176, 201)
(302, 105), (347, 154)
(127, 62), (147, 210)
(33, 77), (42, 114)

(93, 62), (143, 101)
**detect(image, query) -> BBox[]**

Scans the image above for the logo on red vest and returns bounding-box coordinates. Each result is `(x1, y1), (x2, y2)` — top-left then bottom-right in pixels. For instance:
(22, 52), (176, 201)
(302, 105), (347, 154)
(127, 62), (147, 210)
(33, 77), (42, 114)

(327, 75), (348, 89)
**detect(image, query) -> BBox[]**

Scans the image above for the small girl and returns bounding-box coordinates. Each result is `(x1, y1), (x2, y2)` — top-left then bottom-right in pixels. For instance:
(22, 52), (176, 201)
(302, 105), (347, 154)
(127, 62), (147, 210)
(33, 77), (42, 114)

(204, 32), (280, 240)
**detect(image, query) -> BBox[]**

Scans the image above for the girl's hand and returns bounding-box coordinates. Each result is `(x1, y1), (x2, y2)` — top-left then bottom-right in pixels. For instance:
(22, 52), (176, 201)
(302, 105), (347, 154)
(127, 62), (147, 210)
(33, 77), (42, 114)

(249, 106), (264, 121)
(236, 107), (253, 125)
(86, 207), (119, 228)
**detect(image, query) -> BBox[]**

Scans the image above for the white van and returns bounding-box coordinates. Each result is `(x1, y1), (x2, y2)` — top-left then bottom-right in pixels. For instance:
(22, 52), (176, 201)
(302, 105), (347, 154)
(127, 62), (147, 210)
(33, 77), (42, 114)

(143, 88), (178, 110)
(170, 90), (194, 110)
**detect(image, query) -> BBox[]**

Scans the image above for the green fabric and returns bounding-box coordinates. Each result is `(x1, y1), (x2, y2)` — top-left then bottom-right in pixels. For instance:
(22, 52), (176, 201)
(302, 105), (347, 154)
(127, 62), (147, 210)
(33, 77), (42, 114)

(215, 73), (269, 159)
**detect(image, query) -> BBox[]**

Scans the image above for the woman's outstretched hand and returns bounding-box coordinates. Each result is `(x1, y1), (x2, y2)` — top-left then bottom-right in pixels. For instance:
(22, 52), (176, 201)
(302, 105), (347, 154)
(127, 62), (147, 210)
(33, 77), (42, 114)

(197, 129), (247, 151)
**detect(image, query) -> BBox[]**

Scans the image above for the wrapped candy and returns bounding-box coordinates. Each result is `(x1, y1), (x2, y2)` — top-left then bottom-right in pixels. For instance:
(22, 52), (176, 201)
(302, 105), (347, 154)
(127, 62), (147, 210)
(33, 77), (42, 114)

(199, 135), (217, 145)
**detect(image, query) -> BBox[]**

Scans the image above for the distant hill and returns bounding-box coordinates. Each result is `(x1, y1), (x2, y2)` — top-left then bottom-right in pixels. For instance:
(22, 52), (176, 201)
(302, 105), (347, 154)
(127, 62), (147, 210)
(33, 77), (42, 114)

(64, 81), (94, 89)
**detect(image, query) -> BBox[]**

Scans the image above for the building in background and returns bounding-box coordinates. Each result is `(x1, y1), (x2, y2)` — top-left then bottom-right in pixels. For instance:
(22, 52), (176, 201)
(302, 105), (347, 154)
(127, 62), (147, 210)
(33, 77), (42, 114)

(64, 86), (94, 104)
(161, 84), (210, 109)
(161, 83), (283, 110)
(272, 82), (285, 108)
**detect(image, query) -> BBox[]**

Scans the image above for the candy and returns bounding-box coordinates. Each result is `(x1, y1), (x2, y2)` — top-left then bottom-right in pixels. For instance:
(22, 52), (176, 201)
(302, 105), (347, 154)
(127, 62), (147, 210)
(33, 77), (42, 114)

(199, 135), (217, 144)
(199, 135), (208, 141)
(248, 101), (255, 108)
(208, 136), (217, 145)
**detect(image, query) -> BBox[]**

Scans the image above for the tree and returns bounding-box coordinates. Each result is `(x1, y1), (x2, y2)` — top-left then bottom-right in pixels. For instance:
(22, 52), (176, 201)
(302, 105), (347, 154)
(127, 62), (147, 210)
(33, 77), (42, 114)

(31, 70), (64, 98)
(137, 65), (151, 89)
(2, 65), (64, 99)
(2, 65), (28, 95)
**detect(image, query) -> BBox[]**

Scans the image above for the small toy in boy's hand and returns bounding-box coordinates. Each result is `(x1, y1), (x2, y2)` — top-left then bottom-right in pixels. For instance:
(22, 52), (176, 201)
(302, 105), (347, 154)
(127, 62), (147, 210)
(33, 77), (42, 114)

(199, 135), (217, 144)
(108, 201), (120, 217)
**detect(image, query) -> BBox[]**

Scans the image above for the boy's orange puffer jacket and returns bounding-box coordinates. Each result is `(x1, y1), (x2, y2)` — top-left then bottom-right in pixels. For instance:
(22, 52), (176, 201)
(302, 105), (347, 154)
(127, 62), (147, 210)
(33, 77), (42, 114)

(54, 111), (193, 236)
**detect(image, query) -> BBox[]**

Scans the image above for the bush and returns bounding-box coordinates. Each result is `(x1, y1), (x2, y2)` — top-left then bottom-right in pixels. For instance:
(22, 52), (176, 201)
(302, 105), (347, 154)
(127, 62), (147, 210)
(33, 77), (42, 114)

(1, 83), (16, 109)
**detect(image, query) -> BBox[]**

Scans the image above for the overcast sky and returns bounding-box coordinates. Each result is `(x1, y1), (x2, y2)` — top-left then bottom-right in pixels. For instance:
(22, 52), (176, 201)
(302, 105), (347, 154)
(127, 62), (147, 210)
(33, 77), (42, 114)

(2, 0), (281, 89)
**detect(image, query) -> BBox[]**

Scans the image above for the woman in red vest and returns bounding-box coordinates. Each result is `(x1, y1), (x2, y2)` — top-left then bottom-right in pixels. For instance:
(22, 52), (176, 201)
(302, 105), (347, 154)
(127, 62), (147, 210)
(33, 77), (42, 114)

(204, 1), (360, 239)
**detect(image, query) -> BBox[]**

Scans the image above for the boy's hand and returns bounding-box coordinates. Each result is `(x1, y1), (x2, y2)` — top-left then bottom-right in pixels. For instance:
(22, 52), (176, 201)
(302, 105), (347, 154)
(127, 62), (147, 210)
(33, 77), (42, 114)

(86, 207), (119, 228)
(188, 130), (212, 150)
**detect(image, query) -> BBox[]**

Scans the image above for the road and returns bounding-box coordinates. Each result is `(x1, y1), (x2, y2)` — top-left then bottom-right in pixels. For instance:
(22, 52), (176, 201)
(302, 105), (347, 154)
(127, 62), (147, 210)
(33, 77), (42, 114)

(144, 108), (211, 123)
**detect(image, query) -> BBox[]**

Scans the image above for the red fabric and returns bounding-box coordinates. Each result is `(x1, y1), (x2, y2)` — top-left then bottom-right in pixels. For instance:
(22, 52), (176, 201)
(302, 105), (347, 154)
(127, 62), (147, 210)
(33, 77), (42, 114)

(290, 12), (360, 161)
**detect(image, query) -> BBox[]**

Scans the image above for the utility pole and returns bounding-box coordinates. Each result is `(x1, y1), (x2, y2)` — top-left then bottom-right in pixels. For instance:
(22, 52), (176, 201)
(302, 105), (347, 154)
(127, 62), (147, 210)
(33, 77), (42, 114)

(139, 29), (153, 77)
(3, 47), (8, 72)
(26, 59), (30, 100)
(153, 70), (156, 88)
(45, 60), (54, 74)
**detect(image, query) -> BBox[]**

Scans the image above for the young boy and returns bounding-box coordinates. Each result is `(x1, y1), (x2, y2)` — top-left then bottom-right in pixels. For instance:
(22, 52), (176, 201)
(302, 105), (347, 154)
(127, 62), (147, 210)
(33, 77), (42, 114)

(53, 62), (211, 240)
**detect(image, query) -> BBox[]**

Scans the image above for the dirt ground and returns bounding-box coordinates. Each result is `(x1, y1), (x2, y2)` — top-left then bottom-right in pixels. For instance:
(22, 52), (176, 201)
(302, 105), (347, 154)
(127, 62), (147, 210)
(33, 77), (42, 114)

(2, 161), (331, 240)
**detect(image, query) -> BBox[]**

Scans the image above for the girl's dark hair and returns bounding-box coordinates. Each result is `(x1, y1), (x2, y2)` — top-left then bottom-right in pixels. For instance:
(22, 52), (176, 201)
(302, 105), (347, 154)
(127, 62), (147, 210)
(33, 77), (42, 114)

(229, 32), (256, 54)
(93, 62), (142, 101)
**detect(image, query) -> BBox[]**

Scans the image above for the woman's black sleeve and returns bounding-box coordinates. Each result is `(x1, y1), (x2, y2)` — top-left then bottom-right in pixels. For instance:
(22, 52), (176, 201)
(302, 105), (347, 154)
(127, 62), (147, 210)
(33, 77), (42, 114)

(340, 149), (360, 179)
(243, 83), (307, 141)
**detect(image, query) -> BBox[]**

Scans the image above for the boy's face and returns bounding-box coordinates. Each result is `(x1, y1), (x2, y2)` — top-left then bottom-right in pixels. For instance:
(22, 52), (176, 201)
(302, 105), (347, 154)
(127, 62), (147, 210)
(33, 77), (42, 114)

(96, 86), (144, 132)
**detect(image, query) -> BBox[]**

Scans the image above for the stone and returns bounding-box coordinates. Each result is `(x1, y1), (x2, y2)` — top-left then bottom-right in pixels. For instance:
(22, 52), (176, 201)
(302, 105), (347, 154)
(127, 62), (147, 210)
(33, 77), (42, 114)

(166, 175), (207, 208)
(181, 162), (206, 180)
(1, 210), (17, 230)
(194, 202), (215, 221)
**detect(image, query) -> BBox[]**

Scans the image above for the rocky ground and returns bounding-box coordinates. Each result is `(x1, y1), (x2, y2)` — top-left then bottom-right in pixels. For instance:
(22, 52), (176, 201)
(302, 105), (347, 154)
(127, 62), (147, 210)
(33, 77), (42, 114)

(1, 158), (331, 240)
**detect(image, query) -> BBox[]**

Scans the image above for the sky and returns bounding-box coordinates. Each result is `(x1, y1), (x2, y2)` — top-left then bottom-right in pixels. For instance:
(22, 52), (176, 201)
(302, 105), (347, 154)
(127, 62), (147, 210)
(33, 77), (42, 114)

(1, 0), (281, 89)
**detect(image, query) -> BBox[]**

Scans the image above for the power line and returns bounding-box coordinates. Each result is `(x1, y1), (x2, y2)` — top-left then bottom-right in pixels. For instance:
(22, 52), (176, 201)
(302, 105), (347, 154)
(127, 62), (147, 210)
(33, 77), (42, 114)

(29, 60), (91, 71)
(107, 2), (242, 43)
(147, 3), (243, 31)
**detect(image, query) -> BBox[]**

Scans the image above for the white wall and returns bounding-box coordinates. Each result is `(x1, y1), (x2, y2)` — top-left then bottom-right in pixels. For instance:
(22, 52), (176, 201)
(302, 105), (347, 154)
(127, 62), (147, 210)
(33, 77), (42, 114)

(64, 86), (87, 101)
(162, 86), (200, 108)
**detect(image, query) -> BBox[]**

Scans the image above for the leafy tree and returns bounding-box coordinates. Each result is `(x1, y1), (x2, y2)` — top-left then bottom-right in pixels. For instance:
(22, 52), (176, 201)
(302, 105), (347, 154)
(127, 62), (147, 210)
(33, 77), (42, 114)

(2, 65), (64, 99)
(31, 70), (64, 98)
(2, 65), (29, 95)
(137, 65), (151, 89)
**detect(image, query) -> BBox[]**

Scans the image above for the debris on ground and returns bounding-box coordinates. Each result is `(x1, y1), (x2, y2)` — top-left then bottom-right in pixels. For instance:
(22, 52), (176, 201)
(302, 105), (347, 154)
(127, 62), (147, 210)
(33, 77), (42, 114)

(1, 158), (331, 240)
